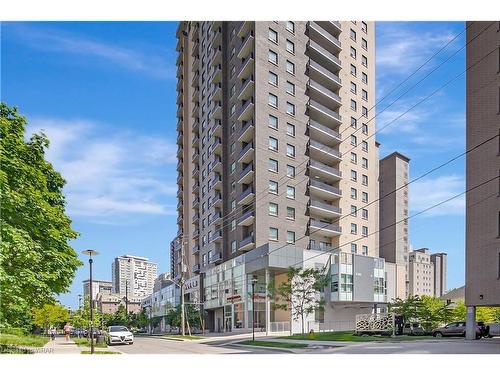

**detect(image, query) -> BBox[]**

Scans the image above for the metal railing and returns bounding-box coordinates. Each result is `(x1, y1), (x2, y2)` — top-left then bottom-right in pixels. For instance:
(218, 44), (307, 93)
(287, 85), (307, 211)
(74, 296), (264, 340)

(309, 120), (341, 140)
(310, 139), (342, 158)
(310, 179), (341, 196)
(309, 219), (341, 233)
(307, 320), (355, 333)
(310, 199), (342, 214)
(309, 100), (342, 122)
(269, 321), (291, 333)
(307, 40), (342, 67)
(309, 160), (342, 177)
(308, 80), (341, 103)
(307, 61), (342, 86)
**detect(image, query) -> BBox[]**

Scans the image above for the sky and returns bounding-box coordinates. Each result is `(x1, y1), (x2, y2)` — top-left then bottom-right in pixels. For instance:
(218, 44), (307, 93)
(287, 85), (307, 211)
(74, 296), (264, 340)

(1, 21), (467, 309)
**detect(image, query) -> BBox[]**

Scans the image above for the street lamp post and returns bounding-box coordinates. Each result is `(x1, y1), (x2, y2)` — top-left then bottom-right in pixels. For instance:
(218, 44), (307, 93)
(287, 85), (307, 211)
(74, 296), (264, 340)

(81, 249), (99, 355)
(251, 275), (258, 341)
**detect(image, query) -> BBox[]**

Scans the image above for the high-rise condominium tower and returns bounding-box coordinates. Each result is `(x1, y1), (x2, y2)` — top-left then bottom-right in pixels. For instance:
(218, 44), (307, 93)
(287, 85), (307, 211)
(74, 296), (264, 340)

(465, 21), (500, 337)
(112, 255), (158, 297)
(173, 20), (378, 284)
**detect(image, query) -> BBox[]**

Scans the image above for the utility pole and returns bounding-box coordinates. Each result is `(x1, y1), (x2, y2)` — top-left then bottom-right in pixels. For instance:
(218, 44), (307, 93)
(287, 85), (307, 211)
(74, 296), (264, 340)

(180, 239), (185, 336)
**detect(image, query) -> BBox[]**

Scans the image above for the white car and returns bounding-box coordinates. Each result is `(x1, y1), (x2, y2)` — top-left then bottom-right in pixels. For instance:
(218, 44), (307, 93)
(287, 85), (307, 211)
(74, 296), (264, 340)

(105, 326), (134, 345)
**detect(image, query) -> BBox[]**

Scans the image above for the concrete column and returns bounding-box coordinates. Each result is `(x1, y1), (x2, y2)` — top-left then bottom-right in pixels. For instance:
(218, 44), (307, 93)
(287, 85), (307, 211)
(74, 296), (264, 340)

(465, 306), (476, 340)
(265, 269), (271, 336)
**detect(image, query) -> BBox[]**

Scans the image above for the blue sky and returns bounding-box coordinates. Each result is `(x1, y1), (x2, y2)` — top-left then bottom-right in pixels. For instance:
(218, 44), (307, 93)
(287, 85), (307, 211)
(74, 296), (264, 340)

(1, 21), (466, 309)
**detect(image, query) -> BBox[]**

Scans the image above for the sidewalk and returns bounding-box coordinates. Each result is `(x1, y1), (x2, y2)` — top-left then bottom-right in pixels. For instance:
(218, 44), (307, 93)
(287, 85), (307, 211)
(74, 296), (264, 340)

(40, 336), (82, 354)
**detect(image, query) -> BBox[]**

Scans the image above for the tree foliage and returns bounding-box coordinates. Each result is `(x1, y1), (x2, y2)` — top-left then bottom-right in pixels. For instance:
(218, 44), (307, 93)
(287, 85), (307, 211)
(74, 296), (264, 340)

(32, 303), (70, 332)
(269, 267), (327, 334)
(165, 304), (202, 329)
(0, 103), (82, 328)
(70, 297), (102, 329)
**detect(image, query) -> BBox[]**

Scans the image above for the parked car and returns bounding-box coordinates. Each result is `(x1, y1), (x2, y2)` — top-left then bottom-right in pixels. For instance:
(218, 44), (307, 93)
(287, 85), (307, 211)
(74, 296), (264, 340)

(402, 323), (429, 336)
(432, 321), (483, 339)
(484, 323), (500, 338)
(105, 326), (134, 345)
(86, 327), (101, 338)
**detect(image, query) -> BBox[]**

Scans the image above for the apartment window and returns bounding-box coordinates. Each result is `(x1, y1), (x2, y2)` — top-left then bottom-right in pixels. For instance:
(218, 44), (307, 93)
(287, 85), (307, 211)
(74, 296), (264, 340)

(351, 135), (357, 146)
(286, 81), (295, 95)
(350, 81), (357, 94)
(351, 223), (358, 234)
(362, 106), (368, 118)
(351, 187), (357, 200)
(269, 114), (278, 129)
(362, 157), (368, 168)
(362, 72), (368, 84)
(362, 124), (368, 134)
(286, 102), (295, 116)
(362, 174), (368, 186)
(230, 142), (235, 155)
(362, 141), (368, 152)
(286, 39), (295, 54)
(269, 28), (278, 43)
(362, 245), (368, 255)
(269, 136), (279, 151)
(362, 55), (368, 67)
(350, 46), (357, 59)
(287, 164), (295, 178)
(362, 209), (368, 220)
(286, 206), (295, 220)
(268, 93), (278, 107)
(286, 143), (296, 158)
(231, 219), (236, 231)
(230, 104), (236, 116)
(287, 186), (295, 199)
(286, 123), (295, 137)
(362, 89), (368, 101)
(286, 60), (295, 74)
(351, 152), (357, 164)
(231, 200), (236, 210)
(351, 117), (357, 128)
(287, 230), (295, 244)
(286, 21), (295, 34)
(362, 38), (368, 50)
(231, 240), (237, 253)
(350, 64), (357, 77)
(351, 169), (357, 181)
(351, 244), (358, 253)
(231, 181), (236, 192)
(202, 254), (207, 266)
(351, 205), (358, 216)
(268, 49), (278, 64)
(269, 180), (278, 194)
(362, 226), (368, 237)
(269, 158), (278, 172)
(231, 122), (236, 134)
(269, 227), (279, 240)
(269, 202), (278, 216)
(351, 99), (357, 111)
(269, 71), (278, 86)
(230, 84), (236, 96)
(350, 29), (357, 41)
(230, 46), (236, 59)
(230, 161), (236, 173)
(362, 192), (368, 203)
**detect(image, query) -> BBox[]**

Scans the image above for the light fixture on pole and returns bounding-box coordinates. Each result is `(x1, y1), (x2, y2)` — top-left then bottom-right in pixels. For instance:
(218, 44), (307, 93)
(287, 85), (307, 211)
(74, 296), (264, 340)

(81, 249), (99, 355)
(251, 275), (258, 341)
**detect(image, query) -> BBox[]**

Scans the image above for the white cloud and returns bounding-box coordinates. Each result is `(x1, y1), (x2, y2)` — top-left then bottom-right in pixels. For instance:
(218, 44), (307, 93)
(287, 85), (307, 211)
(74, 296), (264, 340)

(28, 118), (178, 221)
(410, 175), (465, 217)
(7, 23), (175, 80)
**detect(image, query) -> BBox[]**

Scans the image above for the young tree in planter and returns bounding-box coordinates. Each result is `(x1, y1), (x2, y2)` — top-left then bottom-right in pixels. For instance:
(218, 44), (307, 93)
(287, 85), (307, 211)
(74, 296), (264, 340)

(269, 267), (328, 335)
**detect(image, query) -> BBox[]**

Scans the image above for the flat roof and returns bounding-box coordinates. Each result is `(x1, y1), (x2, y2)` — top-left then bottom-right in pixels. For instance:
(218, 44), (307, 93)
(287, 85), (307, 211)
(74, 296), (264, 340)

(380, 151), (411, 163)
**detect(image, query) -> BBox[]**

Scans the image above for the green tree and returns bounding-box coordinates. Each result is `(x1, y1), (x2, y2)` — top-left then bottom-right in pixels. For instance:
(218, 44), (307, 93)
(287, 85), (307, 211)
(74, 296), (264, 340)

(165, 305), (201, 330)
(0, 103), (81, 328)
(419, 295), (449, 330)
(32, 303), (70, 333)
(70, 297), (102, 329)
(268, 267), (327, 335)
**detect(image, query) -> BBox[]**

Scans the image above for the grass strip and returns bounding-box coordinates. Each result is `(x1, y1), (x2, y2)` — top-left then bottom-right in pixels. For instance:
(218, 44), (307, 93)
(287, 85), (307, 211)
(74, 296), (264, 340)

(161, 335), (204, 341)
(0, 333), (49, 348)
(285, 331), (433, 342)
(73, 337), (108, 348)
(81, 350), (120, 355)
(238, 340), (308, 349)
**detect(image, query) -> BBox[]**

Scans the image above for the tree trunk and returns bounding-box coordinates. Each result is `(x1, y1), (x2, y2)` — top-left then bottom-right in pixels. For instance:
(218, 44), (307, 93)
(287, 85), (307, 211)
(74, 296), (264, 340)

(301, 315), (304, 335)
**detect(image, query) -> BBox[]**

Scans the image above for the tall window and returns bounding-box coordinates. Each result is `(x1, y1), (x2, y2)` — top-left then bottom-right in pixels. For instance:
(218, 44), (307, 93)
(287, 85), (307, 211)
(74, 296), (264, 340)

(269, 71), (278, 86)
(287, 231), (295, 244)
(287, 185), (295, 199)
(286, 143), (295, 157)
(286, 102), (295, 115)
(269, 180), (278, 194)
(268, 114), (278, 129)
(268, 28), (278, 43)
(286, 21), (295, 33)
(350, 29), (357, 41)
(286, 206), (295, 220)
(286, 123), (295, 137)
(269, 158), (278, 172)
(350, 46), (357, 59)
(286, 81), (295, 95)
(350, 64), (357, 77)
(286, 60), (295, 74)
(287, 164), (295, 178)
(269, 202), (278, 216)
(268, 49), (278, 64)
(269, 136), (278, 151)
(269, 227), (278, 240)
(268, 93), (278, 107)
(286, 39), (295, 54)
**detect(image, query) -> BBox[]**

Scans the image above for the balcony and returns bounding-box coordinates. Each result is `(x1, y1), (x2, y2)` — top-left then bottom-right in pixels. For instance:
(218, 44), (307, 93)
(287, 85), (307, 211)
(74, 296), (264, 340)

(209, 137), (222, 155)
(237, 32), (254, 59)
(210, 252), (223, 264)
(192, 120), (199, 133)
(177, 118), (183, 132)
(177, 187), (183, 199)
(192, 183), (199, 194)
(238, 142), (254, 164)
(191, 85), (199, 101)
(309, 179), (342, 200)
(237, 21), (252, 38)
(308, 22), (342, 53)
(192, 264), (201, 273)
(237, 54), (254, 80)
(193, 213), (199, 223)
(177, 146), (183, 159)
(177, 132), (183, 146)
(237, 209), (255, 226)
(193, 228), (200, 238)
(209, 210), (222, 225)
(177, 199), (183, 210)
(308, 242), (336, 252)
(308, 120), (341, 146)
(177, 173), (183, 186)
(191, 71), (199, 88)
(309, 139), (342, 163)
(210, 230), (222, 243)
(310, 199), (342, 218)
(211, 100), (222, 119)
(307, 80), (341, 110)
(210, 28), (222, 50)
(210, 173), (222, 190)
(177, 227), (183, 237)
(176, 159), (183, 172)
(238, 186), (255, 205)
(192, 135), (199, 147)
(176, 105), (183, 119)
(192, 166), (199, 179)
(237, 75), (254, 101)
(192, 197), (199, 208)
(237, 98), (254, 122)
(309, 219), (341, 236)
(238, 120), (254, 143)
(192, 245), (200, 255)
(209, 155), (222, 173)
(192, 150), (199, 163)
(177, 215), (183, 225)
(209, 21), (222, 34)
(212, 82), (222, 101)
(238, 163), (254, 184)
(307, 40), (342, 72)
(309, 160), (342, 182)
(212, 45), (222, 65)
(192, 54), (200, 71)
(209, 192), (222, 209)
(210, 64), (222, 85)
(209, 120), (222, 139)
(238, 235), (255, 252)
(308, 100), (342, 126)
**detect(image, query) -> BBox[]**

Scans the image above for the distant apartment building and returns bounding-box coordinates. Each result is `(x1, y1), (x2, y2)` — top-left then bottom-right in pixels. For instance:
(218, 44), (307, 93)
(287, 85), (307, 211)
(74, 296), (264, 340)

(465, 21), (500, 338)
(379, 152), (410, 299)
(96, 293), (142, 315)
(408, 248), (435, 297)
(430, 252), (447, 297)
(82, 279), (112, 302)
(174, 21), (389, 333)
(111, 255), (158, 298)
